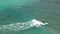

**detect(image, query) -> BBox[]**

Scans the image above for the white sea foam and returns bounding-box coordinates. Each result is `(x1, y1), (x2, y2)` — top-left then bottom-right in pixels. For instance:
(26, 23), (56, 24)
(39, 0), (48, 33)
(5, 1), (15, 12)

(0, 20), (34, 31)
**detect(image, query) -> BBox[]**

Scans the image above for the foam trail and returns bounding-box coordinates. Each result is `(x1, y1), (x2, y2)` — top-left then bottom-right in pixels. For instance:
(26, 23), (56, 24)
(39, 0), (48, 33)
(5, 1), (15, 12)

(0, 20), (35, 31)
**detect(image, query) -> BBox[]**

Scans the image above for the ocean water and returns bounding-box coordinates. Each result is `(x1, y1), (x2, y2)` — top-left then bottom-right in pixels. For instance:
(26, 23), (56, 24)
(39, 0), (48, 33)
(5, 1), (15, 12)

(0, 8), (49, 34)
(0, 0), (60, 34)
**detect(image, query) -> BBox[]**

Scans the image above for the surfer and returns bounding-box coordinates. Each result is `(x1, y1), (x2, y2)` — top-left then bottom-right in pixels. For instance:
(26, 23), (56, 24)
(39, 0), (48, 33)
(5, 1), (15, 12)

(32, 19), (48, 27)
(41, 19), (45, 23)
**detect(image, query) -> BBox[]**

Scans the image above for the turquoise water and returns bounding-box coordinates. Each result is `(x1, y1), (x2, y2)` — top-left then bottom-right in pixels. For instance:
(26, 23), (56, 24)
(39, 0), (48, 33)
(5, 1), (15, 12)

(0, 0), (60, 34)
(0, 7), (49, 34)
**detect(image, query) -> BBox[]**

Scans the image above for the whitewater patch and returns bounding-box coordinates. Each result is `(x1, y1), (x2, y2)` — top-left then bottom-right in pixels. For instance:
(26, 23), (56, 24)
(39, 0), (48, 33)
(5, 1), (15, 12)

(0, 20), (35, 31)
(0, 19), (48, 32)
